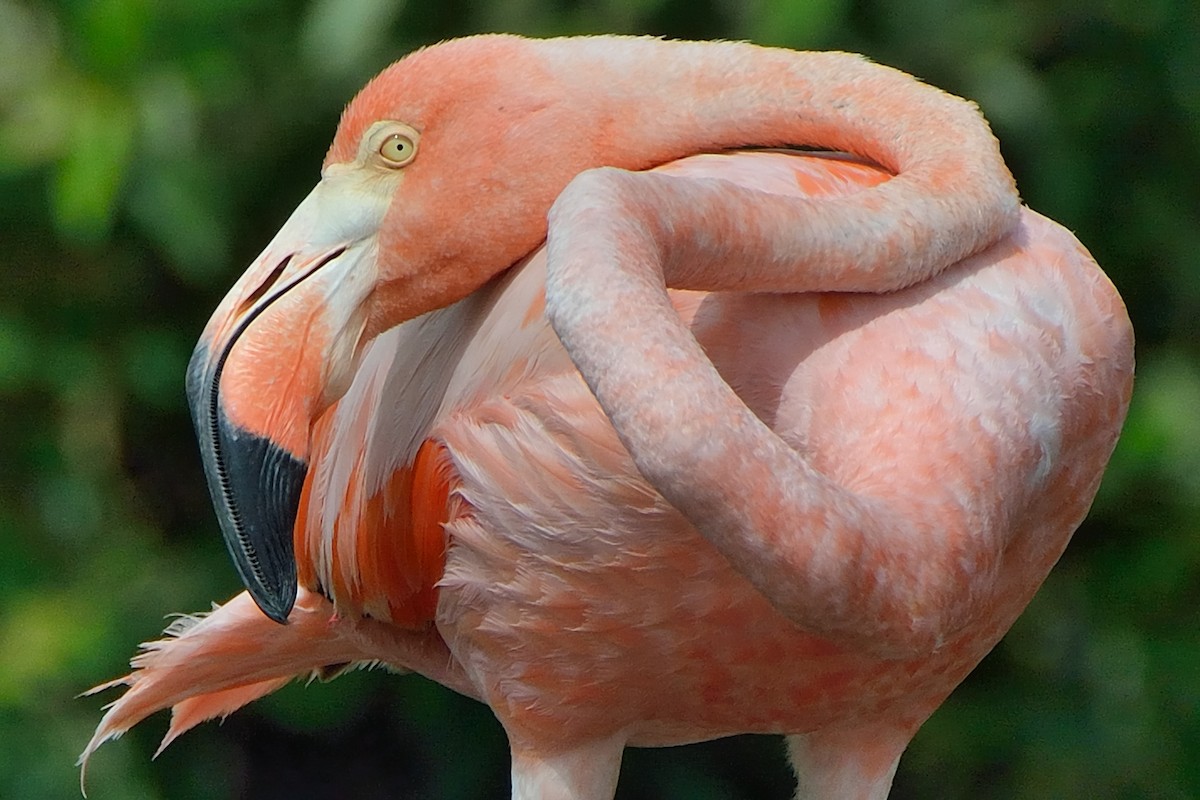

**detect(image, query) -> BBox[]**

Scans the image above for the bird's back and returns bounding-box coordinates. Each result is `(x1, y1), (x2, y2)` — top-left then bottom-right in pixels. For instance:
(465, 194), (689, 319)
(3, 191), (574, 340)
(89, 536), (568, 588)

(294, 149), (1131, 746)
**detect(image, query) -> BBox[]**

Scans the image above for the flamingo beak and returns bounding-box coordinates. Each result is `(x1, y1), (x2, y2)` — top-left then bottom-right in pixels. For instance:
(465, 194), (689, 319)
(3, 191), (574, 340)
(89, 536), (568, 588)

(186, 330), (307, 623)
(186, 178), (386, 623)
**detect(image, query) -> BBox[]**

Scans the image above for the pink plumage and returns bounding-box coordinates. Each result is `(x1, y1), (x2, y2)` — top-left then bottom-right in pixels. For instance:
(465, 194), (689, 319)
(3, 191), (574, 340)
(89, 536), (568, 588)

(86, 35), (1133, 800)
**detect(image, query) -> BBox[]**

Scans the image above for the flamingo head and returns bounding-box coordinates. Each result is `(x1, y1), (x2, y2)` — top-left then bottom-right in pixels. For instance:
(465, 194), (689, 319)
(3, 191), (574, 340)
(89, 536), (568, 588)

(186, 35), (689, 622)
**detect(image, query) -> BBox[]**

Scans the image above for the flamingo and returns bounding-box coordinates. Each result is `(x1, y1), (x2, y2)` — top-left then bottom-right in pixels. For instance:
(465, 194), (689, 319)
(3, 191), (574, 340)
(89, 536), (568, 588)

(83, 35), (1133, 799)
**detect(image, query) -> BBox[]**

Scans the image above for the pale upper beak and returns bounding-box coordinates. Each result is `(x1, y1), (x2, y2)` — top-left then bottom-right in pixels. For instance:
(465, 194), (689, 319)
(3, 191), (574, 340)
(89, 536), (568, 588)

(186, 175), (388, 622)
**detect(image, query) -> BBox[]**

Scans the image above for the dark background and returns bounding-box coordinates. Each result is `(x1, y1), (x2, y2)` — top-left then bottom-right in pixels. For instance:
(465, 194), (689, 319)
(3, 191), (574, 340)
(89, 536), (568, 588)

(1, 1), (1197, 797)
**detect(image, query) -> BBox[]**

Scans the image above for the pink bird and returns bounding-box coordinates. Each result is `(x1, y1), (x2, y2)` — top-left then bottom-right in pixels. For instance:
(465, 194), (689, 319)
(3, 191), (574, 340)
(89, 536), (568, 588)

(84, 35), (1133, 799)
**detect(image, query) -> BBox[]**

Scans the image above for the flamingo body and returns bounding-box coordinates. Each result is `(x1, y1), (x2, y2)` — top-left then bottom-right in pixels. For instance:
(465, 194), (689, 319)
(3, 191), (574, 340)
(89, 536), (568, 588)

(85, 36), (1132, 800)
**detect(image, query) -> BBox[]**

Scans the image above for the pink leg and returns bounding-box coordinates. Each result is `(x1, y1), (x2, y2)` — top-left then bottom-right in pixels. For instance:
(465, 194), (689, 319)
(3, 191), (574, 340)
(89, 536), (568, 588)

(786, 724), (912, 800)
(509, 737), (625, 800)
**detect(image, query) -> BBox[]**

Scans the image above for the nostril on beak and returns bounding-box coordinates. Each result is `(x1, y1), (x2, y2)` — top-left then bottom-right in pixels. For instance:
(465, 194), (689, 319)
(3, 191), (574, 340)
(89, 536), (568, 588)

(237, 255), (294, 316)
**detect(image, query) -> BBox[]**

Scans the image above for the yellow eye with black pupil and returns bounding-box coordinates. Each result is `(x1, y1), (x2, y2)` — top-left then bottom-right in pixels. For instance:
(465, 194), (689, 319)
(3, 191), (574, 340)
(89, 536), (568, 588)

(379, 133), (416, 166)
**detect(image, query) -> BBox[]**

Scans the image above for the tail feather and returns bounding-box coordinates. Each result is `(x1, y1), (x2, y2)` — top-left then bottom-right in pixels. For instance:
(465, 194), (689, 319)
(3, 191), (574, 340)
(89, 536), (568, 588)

(153, 676), (293, 757)
(79, 588), (364, 784)
(82, 585), (476, 796)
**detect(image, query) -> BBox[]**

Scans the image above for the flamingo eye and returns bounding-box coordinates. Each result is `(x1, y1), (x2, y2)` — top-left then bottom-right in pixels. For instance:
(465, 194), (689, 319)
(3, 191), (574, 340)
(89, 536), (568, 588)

(378, 132), (417, 166)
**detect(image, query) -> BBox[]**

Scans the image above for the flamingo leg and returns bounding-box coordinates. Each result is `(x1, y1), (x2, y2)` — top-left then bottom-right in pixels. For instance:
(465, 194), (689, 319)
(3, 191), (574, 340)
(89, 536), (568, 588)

(509, 736), (625, 800)
(786, 724), (914, 800)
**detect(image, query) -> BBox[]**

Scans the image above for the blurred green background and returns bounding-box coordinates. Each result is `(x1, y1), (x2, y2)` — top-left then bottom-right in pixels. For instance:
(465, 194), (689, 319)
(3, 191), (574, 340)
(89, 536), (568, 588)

(1, 0), (1197, 797)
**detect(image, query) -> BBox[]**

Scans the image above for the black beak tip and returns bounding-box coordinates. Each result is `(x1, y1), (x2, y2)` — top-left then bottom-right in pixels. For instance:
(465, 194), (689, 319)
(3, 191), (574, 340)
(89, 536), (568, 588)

(248, 579), (297, 625)
(188, 349), (308, 625)
(211, 416), (307, 625)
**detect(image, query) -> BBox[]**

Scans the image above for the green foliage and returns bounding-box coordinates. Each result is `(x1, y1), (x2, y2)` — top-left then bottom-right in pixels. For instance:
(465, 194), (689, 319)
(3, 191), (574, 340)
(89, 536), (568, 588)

(1, 0), (1196, 797)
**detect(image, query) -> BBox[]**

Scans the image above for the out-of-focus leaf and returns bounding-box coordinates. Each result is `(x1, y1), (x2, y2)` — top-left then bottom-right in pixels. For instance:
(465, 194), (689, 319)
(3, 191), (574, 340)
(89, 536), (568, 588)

(126, 161), (231, 285)
(1119, 351), (1200, 496)
(0, 314), (36, 391)
(0, 83), (75, 172)
(301, 0), (407, 81)
(135, 69), (200, 159)
(744, 0), (851, 47)
(0, 591), (107, 708)
(120, 328), (191, 410)
(71, 0), (151, 78)
(0, 0), (59, 105)
(50, 82), (135, 244)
